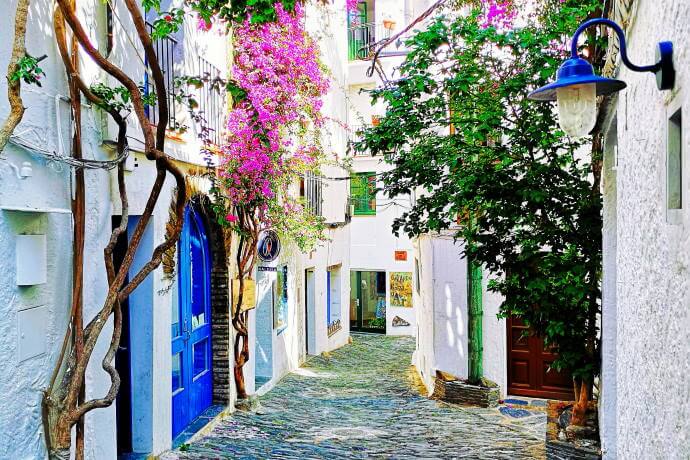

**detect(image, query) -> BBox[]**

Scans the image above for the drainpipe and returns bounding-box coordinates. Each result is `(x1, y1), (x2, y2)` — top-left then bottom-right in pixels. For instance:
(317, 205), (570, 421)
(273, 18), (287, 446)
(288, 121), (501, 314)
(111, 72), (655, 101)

(467, 256), (483, 384)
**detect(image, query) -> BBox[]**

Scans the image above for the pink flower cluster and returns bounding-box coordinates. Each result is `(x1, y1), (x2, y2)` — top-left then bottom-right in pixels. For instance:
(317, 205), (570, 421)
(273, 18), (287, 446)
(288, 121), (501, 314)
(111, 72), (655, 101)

(219, 3), (329, 226)
(480, 0), (516, 30)
(346, 0), (359, 12)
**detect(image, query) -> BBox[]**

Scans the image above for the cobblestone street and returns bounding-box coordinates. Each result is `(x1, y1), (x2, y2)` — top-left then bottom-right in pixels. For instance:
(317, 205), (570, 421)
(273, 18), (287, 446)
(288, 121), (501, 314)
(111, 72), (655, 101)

(162, 334), (545, 459)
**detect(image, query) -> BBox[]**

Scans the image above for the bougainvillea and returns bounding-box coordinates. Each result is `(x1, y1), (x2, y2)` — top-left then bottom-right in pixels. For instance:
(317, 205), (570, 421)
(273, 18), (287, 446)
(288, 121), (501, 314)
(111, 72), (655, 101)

(479, 0), (516, 29)
(216, 2), (329, 251)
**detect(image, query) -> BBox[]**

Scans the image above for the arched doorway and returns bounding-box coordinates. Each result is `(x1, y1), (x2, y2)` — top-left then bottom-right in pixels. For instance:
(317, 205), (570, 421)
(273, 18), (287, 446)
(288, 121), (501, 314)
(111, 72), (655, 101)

(172, 204), (213, 437)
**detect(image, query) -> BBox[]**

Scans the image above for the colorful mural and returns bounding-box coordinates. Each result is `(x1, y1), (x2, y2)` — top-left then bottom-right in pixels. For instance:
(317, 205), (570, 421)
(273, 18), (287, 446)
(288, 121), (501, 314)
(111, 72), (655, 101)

(389, 272), (413, 308)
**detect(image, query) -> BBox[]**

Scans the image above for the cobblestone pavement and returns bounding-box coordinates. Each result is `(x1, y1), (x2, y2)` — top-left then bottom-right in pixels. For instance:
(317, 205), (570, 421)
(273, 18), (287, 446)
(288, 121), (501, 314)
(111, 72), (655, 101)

(162, 334), (546, 459)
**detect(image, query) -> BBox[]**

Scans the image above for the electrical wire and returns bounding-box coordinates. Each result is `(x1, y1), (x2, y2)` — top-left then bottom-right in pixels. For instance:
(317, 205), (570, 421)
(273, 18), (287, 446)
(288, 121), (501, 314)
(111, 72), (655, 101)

(9, 134), (130, 170)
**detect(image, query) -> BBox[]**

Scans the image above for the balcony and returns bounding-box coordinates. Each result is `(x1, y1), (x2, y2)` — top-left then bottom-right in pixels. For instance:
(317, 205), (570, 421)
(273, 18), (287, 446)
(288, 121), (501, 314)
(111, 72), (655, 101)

(144, 22), (178, 129)
(348, 22), (393, 61)
(197, 57), (226, 146)
(348, 125), (371, 156)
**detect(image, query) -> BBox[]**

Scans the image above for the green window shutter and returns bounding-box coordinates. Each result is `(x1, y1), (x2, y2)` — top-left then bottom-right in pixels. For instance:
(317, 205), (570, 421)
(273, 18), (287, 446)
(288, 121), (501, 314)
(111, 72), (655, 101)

(351, 172), (376, 215)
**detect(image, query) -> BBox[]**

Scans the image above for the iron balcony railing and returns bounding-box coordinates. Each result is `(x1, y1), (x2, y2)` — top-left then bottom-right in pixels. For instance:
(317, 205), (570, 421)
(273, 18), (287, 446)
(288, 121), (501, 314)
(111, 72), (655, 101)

(348, 22), (410, 61)
(197, 57), (226, 146)
(145, 22), (178, 129)
(348, 125), (371, 156)
(304, 171), (323, 217)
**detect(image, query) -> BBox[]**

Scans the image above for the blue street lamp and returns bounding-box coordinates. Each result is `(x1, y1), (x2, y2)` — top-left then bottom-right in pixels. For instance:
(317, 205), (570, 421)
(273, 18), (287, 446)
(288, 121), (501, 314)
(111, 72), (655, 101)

(528, 18), (675, 137)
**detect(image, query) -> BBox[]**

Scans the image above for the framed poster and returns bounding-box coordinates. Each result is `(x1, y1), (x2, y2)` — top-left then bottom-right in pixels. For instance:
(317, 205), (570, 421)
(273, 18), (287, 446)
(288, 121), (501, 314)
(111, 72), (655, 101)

(273, 265), (288, 332)
(389, 272), (413, 308)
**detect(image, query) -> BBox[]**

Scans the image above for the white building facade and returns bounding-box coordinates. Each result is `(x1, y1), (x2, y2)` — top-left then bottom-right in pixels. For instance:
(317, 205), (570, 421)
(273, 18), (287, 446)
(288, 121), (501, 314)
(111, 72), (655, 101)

(0, 1), (352, 459)
(343, 0), (438, 337)
(600, 0), (690, 457)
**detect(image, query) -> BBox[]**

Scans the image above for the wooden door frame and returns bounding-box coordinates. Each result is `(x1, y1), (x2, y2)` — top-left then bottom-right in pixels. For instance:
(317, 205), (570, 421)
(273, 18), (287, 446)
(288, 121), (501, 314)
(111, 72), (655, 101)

(506, 317), (574, 400)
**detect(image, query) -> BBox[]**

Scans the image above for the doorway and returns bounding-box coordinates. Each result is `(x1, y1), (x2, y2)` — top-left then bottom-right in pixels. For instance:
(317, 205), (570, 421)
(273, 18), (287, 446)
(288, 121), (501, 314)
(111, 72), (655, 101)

(350, 271), (386, 333)
(506, 317), (574, 400)
(255, 266), (275, 390)
(114, 217), (132, 456)
(305, 269), (316, 355)
(172, 205), (213, 438)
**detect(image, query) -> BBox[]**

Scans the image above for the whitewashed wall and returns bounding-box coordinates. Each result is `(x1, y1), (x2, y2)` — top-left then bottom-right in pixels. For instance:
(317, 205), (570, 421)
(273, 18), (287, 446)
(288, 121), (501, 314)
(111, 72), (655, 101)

(299, 1), (352, 356)
(0, 1), (119, 458)
(603, 0), (690, 457)
(412, 233), (507, 397)
(0, 0), (228, 458)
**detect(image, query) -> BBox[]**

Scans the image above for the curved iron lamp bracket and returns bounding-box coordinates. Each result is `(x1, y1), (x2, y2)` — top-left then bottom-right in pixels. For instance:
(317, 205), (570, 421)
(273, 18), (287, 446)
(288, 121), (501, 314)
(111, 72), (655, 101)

(572, 18), (675, 90)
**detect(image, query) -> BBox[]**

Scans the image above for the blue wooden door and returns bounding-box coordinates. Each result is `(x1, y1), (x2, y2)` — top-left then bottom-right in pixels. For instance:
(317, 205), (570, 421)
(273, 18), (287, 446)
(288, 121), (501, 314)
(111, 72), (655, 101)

(172, 206), (213, 438)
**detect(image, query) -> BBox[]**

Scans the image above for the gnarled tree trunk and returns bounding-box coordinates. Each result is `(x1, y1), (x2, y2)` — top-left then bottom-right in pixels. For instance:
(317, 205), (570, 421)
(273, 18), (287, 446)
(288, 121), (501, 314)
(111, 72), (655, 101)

(0, 0), (30, 153)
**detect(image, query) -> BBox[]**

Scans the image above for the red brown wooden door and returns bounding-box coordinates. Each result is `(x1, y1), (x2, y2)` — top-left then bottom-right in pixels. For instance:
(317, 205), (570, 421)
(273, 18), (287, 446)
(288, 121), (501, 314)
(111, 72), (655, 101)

(507, 317), (574, 400)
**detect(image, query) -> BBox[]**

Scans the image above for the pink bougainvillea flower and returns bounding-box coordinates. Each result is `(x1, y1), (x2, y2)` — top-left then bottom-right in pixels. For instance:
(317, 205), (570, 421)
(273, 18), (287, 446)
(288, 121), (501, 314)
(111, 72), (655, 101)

(480, 0), (516, 30)
(218, 2), (330, 235)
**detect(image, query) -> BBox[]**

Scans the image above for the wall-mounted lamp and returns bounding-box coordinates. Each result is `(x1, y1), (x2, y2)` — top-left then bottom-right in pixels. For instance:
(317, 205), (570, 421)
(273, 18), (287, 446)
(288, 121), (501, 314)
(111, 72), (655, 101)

(528, 18), (675, 137)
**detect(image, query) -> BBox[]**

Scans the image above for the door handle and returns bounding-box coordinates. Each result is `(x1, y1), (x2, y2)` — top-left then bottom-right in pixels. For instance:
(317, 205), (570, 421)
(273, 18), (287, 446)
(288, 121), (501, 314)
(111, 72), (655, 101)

(183, 319), (190, 341)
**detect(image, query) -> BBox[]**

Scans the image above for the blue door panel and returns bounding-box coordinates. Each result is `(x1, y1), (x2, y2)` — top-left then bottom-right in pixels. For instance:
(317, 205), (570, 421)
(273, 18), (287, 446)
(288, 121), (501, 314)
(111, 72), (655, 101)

(172, 206), (213, 439)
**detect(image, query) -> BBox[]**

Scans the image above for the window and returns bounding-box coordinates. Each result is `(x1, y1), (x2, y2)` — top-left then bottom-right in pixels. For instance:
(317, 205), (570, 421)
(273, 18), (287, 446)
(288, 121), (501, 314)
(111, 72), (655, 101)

(302, 172), (323, 217)
(347, 2), (370, 60)
(198, 57), (226, 146)
(327, 267), (342, 325)
(144, 22), (178, 129)
(350, 172), (377, 215)
(105, 3), (114, 56)
(667, 107), (682, 210)
(414, 258), (421, 295)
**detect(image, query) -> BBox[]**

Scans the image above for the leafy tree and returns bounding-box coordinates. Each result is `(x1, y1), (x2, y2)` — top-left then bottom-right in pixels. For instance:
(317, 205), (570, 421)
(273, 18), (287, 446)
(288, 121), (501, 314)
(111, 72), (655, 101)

(358, 0), (605, 425)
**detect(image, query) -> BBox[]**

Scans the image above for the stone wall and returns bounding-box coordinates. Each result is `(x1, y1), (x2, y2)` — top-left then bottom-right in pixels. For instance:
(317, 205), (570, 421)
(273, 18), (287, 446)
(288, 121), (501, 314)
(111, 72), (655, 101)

(431, 378), (500, 408)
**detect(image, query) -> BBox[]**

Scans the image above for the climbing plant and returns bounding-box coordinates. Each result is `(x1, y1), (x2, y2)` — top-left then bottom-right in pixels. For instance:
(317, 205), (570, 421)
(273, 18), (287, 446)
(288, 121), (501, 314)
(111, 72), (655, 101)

(358, 0), (607, 426)
(214, 2), (331, 397)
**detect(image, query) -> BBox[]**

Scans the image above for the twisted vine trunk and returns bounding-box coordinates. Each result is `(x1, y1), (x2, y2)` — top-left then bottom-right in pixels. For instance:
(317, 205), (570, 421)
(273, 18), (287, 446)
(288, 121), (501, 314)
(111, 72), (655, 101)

(0, 0), (30, 153)
(43, 1), (187, 457)
(232, 207), (258, 400)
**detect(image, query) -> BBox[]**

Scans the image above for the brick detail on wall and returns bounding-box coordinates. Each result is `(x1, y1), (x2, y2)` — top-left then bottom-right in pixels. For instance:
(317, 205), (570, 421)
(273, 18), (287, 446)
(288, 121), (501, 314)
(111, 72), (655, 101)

(198, 198), (232, 406)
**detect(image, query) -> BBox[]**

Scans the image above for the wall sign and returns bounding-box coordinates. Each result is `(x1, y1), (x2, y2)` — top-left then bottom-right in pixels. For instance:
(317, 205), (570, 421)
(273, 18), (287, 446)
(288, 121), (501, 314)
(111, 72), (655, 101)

(389, 272), (413, 308)
(257, 230), (281, 262)
(394, 250), (408, 261)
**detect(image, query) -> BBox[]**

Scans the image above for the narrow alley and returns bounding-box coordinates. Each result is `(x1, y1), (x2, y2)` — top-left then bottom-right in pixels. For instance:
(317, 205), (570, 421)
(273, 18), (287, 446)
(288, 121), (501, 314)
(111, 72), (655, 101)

(162, 334), (546, 459)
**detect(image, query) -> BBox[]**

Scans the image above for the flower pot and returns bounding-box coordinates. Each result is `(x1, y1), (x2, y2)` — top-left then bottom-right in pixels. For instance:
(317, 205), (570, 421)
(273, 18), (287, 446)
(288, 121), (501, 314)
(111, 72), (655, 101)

(383, 19), (396, 30)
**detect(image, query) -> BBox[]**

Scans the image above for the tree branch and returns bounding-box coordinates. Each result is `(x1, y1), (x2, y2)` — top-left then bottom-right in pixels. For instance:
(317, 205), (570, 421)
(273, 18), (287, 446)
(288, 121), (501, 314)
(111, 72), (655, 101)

(0, 0), (31, 154)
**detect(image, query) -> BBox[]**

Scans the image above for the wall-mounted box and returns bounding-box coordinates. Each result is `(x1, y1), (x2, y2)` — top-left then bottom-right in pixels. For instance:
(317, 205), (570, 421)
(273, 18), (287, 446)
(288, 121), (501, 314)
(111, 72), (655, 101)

(18, 305), (48, 361)
(16, 234), (47, 286)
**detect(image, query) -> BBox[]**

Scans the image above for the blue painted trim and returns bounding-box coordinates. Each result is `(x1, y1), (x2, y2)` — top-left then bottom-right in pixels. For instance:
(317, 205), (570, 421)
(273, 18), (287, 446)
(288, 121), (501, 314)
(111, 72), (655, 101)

(172, 205), (213, 439)
(529, 17), (675, 101)
(327, 271), (332, 324)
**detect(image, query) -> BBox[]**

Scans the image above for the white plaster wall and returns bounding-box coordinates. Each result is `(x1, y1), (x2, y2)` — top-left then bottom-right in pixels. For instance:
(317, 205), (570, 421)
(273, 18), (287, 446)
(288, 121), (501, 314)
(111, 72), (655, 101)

(412, 233), (467, 394)
(350, 156), (416, 335)
(0, 1), (228, 457)
(412, 233), (508, 398)
(303, 225), (351, 355)
(482, 275), (507, 397)
(412, 235), (436, 394)
(601, 115), (618, 459)
(0, 1), (120, 458)
(430, 235), (468, 381)
(607, 0), (690, 456)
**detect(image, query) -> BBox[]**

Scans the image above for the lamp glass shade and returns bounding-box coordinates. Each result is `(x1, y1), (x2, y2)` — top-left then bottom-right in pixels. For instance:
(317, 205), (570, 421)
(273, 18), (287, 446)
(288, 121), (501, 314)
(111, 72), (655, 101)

(556, 83), (596, 137)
